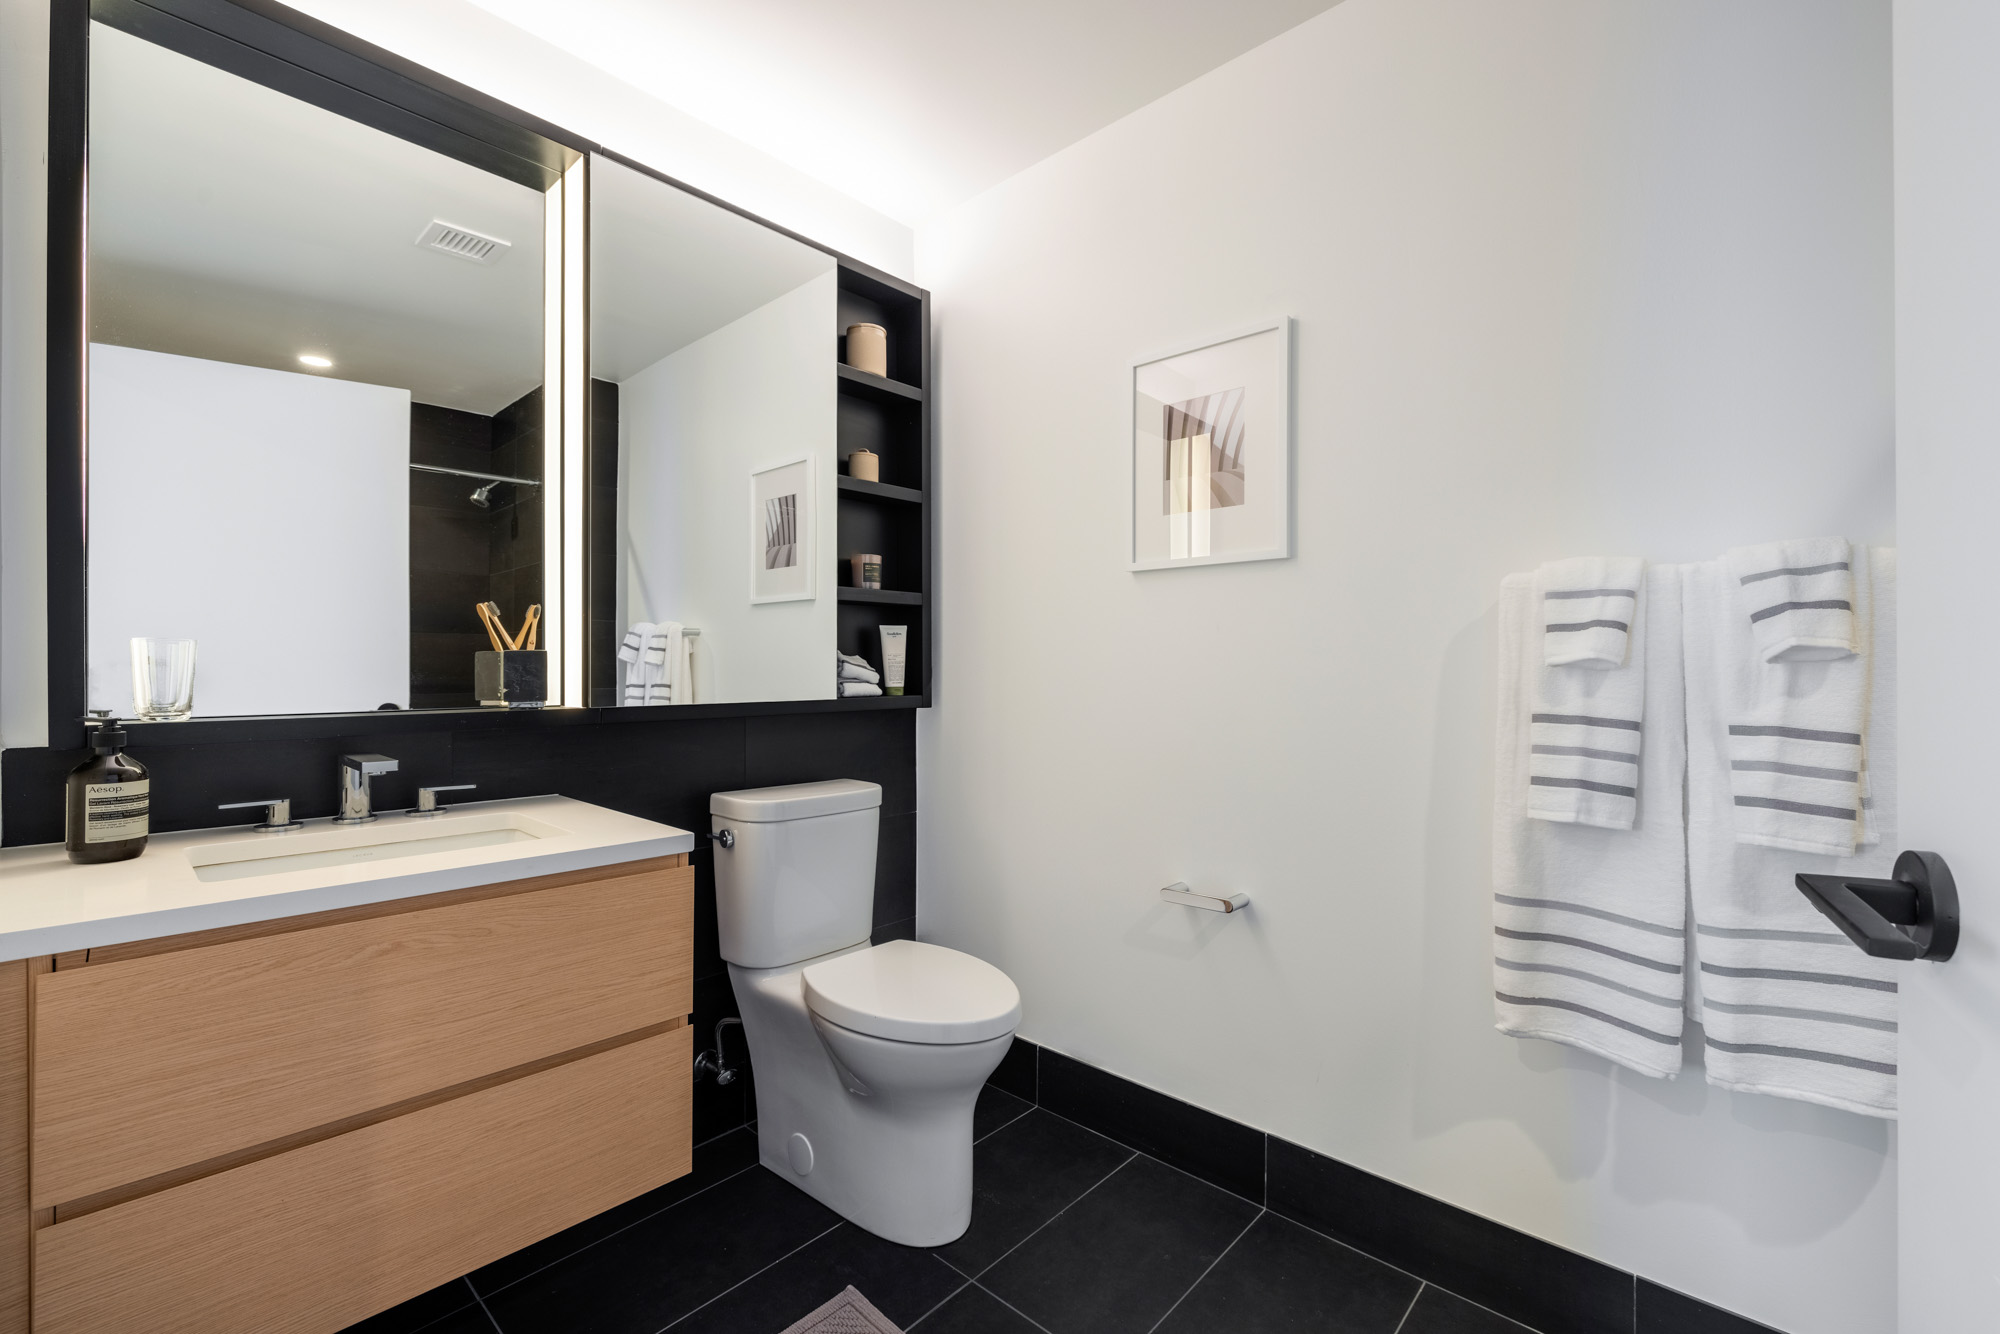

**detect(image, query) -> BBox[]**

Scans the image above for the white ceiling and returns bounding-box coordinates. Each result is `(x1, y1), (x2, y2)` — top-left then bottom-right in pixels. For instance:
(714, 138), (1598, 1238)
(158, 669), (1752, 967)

(467, 0), (1344, 224)
(88, 22), (546, 415)
(590, 156), (835, 382)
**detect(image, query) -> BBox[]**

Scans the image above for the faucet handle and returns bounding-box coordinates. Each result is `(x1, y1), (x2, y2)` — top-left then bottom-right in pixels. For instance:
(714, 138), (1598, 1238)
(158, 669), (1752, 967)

(218, 798), (304, 833)
(407, 784), (476, 817)
(340, 753), (399, 776)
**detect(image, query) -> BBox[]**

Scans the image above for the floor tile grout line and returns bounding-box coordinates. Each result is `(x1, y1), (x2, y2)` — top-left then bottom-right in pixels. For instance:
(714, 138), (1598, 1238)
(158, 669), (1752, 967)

(946, 1149), (1139, 1285)
(472, 1160), (763, 1300)
(972, 1102), (1035, 1146)
(469, 1280), (506, 1334)
(1028, 1103), (1262, 1207)
(1141, 1206), (1264, 1334)
(655, 1220), (845, 1333)
(900, 1278), (974, 1332)
(970, 1279), (1060, 1334)
(1389, 1282), (1425, 1334)
(1022, 1102), (1551, 1334)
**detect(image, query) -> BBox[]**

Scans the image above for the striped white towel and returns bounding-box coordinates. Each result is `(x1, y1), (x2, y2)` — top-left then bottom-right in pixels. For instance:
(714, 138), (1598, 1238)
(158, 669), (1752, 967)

(1706, 551), (1875, 856)
(838, 680), (883, 698)
(618, 621), (655, 705)
(1725, 537), (1856, 664)
(619, 621), (694, 705)
(1493, 568), (1688, 1079)
(1683, 549), (1898, 1118)
(1525, 562), (1649, 830)
(1538, 556), (1642, 667)
(838, 651), (880, 684)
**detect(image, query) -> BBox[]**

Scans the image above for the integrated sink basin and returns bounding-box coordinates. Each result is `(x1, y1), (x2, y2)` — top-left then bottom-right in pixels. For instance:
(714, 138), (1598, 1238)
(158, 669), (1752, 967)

(187, 810), (569, 882)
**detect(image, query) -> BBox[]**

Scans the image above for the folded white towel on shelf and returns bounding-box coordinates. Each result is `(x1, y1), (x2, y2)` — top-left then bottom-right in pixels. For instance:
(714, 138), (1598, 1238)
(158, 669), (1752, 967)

(1537, 556), (1643, 667)
(1725, 537), (1856, 664)
(1683, 549), (1898, 1118)
(1525, 562), (1649, 831)
(619, 621), (694, 705)
(1492, 567), (1689, 1079)
(837, 651), (881, 684)
(838, 680), (883, 698)
(1703, 549), (1875, 857)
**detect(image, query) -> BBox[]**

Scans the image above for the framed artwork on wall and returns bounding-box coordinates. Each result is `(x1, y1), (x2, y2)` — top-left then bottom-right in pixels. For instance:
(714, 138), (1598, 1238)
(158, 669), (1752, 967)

(750, 455), (815, 603)
(1129, 316), (1292, 571)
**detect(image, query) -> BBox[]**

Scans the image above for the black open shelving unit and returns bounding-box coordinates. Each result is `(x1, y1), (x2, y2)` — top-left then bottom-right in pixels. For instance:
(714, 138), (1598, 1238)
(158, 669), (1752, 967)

(836, 263), (931, 704)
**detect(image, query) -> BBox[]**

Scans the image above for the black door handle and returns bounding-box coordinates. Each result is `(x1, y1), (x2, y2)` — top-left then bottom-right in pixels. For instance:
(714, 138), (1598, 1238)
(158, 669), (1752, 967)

(1795, 850), (1959, 962)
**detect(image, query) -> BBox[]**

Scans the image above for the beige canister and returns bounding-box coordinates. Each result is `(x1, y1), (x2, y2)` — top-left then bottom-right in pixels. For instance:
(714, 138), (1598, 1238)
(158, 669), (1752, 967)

(847, 449), (881, 482)
(845, 323), (888, 377)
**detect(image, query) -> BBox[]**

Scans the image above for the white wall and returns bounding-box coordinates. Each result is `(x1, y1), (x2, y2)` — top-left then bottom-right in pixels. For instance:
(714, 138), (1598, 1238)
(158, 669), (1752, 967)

(1892, 2), (2000, 1331)
(916, 3), (1894, 1331)
(86, 344), (410, 717)
(618, 272), (837, 703)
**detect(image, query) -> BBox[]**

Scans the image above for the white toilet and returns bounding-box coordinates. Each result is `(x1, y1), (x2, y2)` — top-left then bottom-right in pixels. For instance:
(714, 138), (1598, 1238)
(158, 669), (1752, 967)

(712, 779), (1021, 1246)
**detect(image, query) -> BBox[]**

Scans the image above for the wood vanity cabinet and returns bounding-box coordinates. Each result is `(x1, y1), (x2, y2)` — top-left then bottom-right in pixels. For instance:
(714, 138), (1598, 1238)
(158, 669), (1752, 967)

(0, 853), (695, 1334)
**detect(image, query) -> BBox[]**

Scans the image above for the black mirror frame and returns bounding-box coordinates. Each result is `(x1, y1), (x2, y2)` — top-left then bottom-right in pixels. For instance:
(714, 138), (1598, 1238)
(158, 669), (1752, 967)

(46, 0), (931, 751)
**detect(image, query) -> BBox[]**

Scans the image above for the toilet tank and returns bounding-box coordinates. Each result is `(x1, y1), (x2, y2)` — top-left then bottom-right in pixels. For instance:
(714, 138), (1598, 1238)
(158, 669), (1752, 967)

(711, 779), (882, 969)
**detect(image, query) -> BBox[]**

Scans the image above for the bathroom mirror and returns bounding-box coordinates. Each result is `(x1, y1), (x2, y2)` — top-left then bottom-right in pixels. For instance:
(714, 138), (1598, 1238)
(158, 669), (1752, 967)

(588, 155), (840, 705)
(80, 18), (576, 718)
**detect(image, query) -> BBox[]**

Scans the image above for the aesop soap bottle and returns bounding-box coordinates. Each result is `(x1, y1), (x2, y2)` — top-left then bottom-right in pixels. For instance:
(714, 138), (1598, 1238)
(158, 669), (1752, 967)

(65, 717), (149, 864)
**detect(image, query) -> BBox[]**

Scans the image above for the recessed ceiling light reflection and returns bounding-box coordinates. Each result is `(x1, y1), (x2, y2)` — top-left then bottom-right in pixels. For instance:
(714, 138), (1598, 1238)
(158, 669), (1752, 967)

(297, 354), (333, 369)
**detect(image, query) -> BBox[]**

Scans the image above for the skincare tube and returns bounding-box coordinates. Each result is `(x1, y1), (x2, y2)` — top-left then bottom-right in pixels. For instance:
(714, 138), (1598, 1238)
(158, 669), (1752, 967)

(878, 626), (908, 696)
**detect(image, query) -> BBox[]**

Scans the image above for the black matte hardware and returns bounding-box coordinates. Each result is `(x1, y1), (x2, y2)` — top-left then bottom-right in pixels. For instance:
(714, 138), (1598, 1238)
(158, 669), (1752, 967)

(1795, 849), (1959, 961)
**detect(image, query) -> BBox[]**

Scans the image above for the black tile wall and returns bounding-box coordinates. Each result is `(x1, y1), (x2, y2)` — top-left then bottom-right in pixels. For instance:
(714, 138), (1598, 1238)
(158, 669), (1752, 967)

(988, 1040), (1779, 1334)
(589, 379), (620, 707)
(1, 707), (918, 1146)
(1637, 1280), (1781, 1334)
(408, 388), (545, 709)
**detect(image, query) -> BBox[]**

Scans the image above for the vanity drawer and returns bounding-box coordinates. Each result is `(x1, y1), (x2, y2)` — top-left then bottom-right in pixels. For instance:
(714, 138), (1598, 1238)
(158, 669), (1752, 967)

(31, 862), (693, 1209)
(32, 1024), (690, 1334)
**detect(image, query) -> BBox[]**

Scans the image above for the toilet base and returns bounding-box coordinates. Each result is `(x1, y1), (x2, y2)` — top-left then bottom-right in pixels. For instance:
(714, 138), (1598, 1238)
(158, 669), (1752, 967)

(728, 951), (1016, 1247)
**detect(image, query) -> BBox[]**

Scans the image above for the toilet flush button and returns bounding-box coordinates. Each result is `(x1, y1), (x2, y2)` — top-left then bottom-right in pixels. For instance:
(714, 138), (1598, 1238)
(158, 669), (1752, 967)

(787, 1132), (815, 1177)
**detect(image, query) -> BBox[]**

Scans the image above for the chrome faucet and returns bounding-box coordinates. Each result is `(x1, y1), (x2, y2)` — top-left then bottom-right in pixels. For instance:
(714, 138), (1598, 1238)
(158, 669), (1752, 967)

(335, 753), (399, 825)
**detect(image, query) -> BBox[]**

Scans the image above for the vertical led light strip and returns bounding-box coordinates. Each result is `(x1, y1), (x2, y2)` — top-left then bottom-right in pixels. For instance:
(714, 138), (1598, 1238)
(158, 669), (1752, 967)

(561, 156), (587, 707)
(541, 171), (566, 705)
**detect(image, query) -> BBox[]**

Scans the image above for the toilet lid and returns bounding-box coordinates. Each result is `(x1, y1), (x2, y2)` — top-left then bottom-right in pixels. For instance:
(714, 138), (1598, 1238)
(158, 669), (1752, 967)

(803, 939), (1021, 1045)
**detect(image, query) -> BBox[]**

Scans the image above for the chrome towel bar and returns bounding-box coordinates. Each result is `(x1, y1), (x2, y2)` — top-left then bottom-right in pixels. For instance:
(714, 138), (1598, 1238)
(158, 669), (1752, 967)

(1160, 882), (1249, 914)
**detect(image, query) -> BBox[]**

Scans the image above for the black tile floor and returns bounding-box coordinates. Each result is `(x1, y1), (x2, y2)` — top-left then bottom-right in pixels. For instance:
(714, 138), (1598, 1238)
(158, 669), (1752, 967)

(344, 1087), (1537, 1334)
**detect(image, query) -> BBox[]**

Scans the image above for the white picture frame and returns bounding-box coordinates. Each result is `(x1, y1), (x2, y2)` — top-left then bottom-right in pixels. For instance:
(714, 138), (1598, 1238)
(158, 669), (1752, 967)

(1129, 316), (1293, 571)
(750, 455), (815, 604)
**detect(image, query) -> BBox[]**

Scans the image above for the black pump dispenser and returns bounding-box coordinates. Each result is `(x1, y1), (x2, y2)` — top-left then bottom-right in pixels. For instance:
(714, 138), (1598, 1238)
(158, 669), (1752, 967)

(65, 716), (149, 864)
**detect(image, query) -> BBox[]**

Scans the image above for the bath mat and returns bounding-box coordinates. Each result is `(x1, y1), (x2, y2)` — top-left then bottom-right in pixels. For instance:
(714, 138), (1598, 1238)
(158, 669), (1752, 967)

(779, 1285), (904, 1334)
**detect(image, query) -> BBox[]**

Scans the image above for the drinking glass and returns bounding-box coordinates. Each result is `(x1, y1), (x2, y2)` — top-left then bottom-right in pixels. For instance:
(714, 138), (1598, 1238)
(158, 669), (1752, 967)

(131, 637), (196, 721)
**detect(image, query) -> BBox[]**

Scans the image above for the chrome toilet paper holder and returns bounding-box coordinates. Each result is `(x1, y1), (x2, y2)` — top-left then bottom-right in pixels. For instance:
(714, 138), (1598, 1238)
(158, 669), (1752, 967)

(1160, 882), (1249, 914)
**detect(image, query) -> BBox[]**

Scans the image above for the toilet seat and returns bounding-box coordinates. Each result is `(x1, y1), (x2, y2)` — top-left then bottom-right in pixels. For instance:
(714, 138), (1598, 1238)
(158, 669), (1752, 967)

(803, 939), (1021, 1045)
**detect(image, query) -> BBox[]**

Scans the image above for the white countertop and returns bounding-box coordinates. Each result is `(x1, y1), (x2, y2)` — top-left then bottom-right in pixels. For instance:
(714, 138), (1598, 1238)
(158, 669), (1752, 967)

(0, 795), (694, 959)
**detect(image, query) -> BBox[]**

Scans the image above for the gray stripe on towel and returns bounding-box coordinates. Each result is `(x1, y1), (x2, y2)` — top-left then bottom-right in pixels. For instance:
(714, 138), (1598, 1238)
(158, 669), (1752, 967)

(1495, 993), (1680, 1044)
(1494, 926), (1681, 973)
(1544, 588), (1636, 600)
(1739, 562), (1850, 585)
(1700, 962), (1896, 992)
(1701, 999), (1897, 1033)
(1495, 958), (1680, 1006)
(1533, 744), (1639, 765)
(1546, 619), (1630, 633)
(1749, 599), (1853, 624)
(1735, 794), (1856, 821)
(1531, 776), (1636, 798)
(1494, 894), (1681, 937)
(1731, 759), (1860, 783)
(1532, 713), (1642, 732)
(1704, 1036), (1895, 1076)
(1728, 724), (1862, 745)
(1696, 923), (1849, 945)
